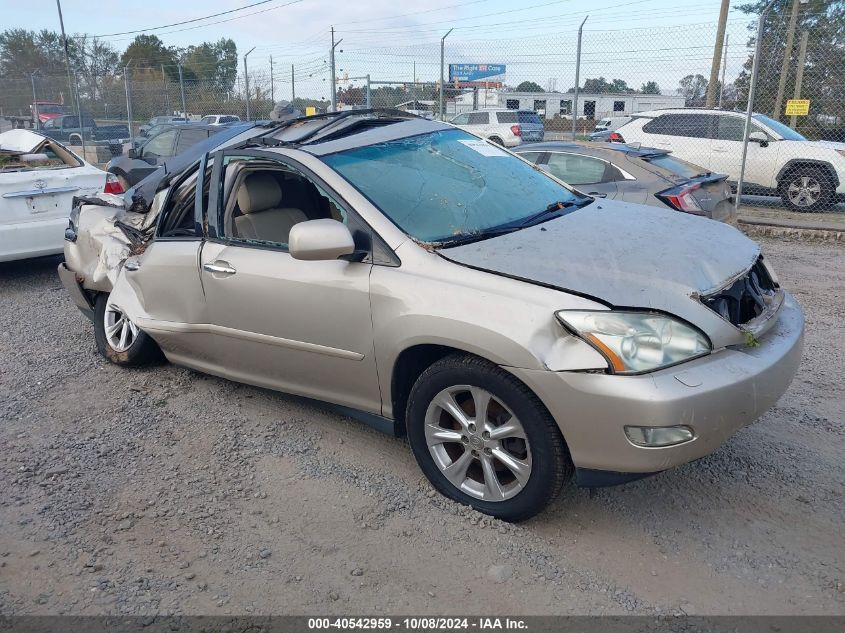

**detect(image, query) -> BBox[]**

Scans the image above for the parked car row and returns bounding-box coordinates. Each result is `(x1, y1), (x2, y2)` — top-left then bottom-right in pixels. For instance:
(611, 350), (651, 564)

(514, 142), (734, 222)
(607, 108), (845, 212)
(449, 109), (545, 147)
(52, 110), (802, 521)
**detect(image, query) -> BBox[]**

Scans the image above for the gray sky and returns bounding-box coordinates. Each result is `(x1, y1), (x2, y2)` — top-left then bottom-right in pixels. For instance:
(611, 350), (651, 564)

(8, 1), (758, 100)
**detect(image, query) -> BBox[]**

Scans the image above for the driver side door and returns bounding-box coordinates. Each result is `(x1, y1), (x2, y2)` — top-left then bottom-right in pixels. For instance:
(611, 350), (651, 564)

(198, 150), (382, 413)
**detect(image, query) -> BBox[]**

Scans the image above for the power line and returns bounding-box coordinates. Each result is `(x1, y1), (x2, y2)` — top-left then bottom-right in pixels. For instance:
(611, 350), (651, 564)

(98, 0), (307, 41)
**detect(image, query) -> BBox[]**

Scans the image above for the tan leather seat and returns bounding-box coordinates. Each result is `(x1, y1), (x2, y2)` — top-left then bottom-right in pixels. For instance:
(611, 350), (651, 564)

(234, 173), (308, 244)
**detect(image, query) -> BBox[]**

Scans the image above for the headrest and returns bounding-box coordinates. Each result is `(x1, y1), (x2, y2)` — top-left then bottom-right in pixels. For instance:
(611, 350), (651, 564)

(237, 173), (282, 214)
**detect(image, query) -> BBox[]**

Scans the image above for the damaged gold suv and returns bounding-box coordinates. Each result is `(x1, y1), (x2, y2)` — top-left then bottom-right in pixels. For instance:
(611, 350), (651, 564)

(60, 111), (804, 521)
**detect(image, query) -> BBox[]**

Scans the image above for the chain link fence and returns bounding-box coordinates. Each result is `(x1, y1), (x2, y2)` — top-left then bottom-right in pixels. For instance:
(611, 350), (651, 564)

(2, 3), (842, 212)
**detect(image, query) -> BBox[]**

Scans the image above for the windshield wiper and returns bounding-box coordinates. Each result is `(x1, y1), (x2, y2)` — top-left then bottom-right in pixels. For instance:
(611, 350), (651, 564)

(516, 198), (588, 228)
(435, 225), (523, 248)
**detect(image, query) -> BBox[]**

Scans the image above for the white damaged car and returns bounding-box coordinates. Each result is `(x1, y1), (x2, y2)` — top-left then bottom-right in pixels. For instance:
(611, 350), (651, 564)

(0, 129), (122, 262)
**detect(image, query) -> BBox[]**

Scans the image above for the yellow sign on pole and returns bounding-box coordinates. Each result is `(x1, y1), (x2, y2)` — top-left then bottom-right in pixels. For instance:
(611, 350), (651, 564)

(785, 99), (810, 116)
(305, 106), (317, 116)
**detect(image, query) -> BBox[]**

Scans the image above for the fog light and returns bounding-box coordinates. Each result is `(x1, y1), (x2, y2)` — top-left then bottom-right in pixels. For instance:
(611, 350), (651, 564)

(624, 425), (694, 447)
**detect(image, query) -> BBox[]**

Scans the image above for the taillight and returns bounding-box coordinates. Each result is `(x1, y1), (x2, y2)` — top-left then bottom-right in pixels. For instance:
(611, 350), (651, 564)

(608, 132), (625, 143)
(511, 124), (521, 137)
(104, 172), (124, 195)
(657, 182), (704, 215)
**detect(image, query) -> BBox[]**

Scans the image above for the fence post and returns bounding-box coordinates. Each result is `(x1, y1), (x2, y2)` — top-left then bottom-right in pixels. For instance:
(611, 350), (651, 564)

(719, 34), (729, 109)
(330, 29), (343, 112)
(440, 28), (453, 121)
(73, 72), (86, 159)
(270, 55), (275, 105)
(366, 74), (371, 109)
(30, 73), (39, 130)
(572, 15), (588, 140)
(178, 64), (187, 119)
(244, 47), (256, 121)
(736, 0), (777, 214)
(291, 64), (295, 103)
(124, 65), (133, 149)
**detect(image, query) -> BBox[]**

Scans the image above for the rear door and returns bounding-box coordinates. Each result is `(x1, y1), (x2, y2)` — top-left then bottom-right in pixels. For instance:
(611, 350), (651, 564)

(120, 159), (212, 360)
(542, 151), (618, 199)
(639, 113), (715, 171)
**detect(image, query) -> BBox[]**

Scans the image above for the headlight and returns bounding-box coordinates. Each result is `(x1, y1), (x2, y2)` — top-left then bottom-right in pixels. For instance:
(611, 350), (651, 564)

(556, 310), (711, 374)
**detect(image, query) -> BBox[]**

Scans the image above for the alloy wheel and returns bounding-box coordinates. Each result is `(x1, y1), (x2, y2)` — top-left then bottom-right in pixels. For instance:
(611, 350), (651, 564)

(787, 175), (822, 208)
(104, 303), (139, 353)
(424, 385), (532, 502)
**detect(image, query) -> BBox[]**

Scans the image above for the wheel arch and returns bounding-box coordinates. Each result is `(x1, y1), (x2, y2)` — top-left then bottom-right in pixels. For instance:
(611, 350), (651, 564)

(776, 159), (839, 189)
(390, 341), (545, 435)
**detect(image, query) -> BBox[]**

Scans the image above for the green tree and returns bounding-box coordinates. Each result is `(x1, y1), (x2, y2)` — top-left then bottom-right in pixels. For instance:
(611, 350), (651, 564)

(515, 80), (544, 92)
(736, 0), (845, 130)
(640, 81), (661, 94)
(120, 34), (179, 79)
(0, 28), (71, 77)
(182, 38), (237, 94)
(677, 74), (708, 105)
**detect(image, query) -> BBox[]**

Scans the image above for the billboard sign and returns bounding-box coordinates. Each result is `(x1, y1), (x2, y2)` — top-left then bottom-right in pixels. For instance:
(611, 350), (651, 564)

(448, 64), (506, 83)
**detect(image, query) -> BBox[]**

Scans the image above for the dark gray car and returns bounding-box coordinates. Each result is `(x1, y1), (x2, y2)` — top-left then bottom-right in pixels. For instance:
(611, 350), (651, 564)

(515, 141), (734, 222)
(108, 123), (225, 189)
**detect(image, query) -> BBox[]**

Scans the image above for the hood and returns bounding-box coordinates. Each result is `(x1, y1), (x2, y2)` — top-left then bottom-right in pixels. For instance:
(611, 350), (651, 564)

(816, 140), (845, 151)
(0, 128), (48, 153)
(441, 200), (760, 343)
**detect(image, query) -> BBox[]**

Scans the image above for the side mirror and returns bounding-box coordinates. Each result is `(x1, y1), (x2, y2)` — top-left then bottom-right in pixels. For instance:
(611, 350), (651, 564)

(127, 148), (137, 159)
(289, 219), (355, 261)
(749, 131), (769, 147)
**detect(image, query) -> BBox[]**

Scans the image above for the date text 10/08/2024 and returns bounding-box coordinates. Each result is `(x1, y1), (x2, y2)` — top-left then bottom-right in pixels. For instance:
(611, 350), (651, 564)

(307, 618), (529, 630)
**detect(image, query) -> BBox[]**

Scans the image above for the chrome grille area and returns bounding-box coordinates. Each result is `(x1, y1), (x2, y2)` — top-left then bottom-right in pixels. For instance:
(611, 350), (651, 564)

(703, 257), (779, 327)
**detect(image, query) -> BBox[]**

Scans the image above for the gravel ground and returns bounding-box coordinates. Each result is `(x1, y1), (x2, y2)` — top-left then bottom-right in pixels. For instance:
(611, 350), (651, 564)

(0, 237), (843, 617)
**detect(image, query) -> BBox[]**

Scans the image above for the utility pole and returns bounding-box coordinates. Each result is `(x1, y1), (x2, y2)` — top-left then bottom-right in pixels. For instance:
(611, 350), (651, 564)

(244, 46), (256, 120)
(706, 0), (730, 107)
(56, 0), (84, 156)
(736, 0), (777, 213)
(161, 63), (169, 114)
(719, 34), (729, 108)
(291, 64), (295, 103)
(439, 28), (453, 121)
(773, 0), (801, 119)
(124, 64), (134, 149)
(790, 30), (809, 129)
(572, 15), (588, 139)
(177, 64), (187, 119)
(30, 72), (39, 130)
(270, 55), (275, 105)
(330, 27), (343, 112)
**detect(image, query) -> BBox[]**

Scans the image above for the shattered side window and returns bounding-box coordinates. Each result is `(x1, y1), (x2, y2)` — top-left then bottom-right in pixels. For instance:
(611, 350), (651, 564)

(323, 129), (579, 243)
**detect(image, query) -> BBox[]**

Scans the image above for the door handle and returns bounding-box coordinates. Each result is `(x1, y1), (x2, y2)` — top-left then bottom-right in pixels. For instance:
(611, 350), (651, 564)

(203, 262), (237, 275)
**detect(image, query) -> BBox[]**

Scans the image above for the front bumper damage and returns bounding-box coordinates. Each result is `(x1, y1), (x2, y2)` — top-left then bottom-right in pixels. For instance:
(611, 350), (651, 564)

(509, 292), (804, 482)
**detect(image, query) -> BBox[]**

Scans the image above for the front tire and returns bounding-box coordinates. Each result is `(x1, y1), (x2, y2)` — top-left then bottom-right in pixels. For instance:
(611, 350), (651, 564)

(93, 293), (162, 366)
(406, 354), (572, 522)
(778, 167), (835, 212)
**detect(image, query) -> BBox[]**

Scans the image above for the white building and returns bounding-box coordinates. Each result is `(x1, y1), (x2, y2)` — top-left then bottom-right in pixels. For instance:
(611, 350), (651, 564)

(450, 89), (686, 120)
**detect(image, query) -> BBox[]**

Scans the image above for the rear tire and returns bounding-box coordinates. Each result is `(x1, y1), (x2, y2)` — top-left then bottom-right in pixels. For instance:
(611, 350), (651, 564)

(93, 293), (163, 367)
(406, 353), (572, 522)
(778, 167), (835, 212)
